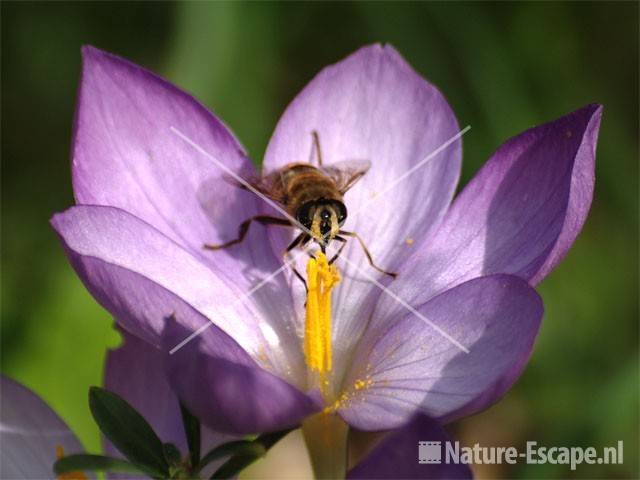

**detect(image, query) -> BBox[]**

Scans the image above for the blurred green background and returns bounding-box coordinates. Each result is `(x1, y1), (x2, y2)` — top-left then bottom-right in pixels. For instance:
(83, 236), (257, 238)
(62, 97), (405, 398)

(1, 2), (638, 478)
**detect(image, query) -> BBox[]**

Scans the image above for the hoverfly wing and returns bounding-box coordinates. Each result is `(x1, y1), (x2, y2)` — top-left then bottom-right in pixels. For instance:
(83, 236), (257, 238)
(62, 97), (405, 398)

(320, 159), (372, 194)
(220, 171), (286, 204)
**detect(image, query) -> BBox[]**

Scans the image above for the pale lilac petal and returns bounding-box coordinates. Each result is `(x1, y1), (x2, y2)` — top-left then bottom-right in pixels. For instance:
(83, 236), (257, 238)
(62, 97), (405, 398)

(104, 331), (234, 476)
(51, 205), (304, 384)
(163, 320), (321, 435)
(339, 275), (542, 431)
(72, 46), (300, 369)
(377, 105), (602, 323)
(263, 43), (462, 381)
(1, 376), (85, 479)
(348, 414), (472, 479)
(74, 46), (252, 263)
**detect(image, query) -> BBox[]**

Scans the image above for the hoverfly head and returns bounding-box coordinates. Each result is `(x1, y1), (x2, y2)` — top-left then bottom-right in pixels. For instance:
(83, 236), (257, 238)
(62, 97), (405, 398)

(297, 200), (346, 247)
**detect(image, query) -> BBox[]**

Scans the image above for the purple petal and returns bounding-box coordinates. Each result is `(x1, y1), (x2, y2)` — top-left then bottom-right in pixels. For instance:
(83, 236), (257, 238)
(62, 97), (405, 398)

(51, 205), (304, 382)
(163, 320), (320, 435)
(378, 104), (602, 323)
(104, 331), (234, 476)
(73, 46), (254, 263)
(348, 414), (472, 479)
(263, 43), (462, 379)
(339, 275), (542, 431)
(1, 376), (85, 479)
(71, 47), (300, 369)
(438, 357), (531, 425)
(52, 205), (315, 436)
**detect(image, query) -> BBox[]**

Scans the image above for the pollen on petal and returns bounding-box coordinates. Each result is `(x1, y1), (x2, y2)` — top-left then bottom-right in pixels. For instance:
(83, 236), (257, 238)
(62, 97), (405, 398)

(354, 377), (374, 391)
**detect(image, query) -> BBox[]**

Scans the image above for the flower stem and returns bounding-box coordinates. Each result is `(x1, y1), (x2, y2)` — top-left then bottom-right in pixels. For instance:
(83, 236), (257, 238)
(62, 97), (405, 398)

(302, 412), (348, 479)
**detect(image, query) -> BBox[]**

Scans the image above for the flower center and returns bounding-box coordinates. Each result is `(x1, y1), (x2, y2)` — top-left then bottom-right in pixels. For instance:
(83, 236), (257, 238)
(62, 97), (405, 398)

(304, 252), (340, 395)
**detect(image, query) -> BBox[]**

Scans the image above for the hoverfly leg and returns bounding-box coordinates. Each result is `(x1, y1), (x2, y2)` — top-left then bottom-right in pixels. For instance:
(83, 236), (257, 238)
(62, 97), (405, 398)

(205, 215), (292, 250)
(284, 233), (311, 292)
(338, 230), (398, 279)
(328, 236), (348, 265)
(311, 130), (323, 166)
(288, 263), (308, 293)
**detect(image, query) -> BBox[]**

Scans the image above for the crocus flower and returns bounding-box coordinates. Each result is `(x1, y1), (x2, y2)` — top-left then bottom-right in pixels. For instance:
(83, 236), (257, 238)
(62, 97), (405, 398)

(0, 375), (87, 479)
(52, 44), (601, 478)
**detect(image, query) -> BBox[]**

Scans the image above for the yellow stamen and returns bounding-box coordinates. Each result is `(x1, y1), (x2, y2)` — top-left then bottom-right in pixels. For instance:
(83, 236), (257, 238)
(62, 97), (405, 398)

(304, 252), (340, 390)
(56, 445), (87, 480)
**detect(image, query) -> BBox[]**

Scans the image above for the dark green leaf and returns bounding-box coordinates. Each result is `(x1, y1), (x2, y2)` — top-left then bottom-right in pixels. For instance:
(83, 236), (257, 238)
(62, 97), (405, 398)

(53, 454), (146, 476)
(180, 402), (200, 468)
(163, 442), (182, 466)
(197, 440), (264, 475)
(88, 386), (168, 477)
(207, 428), (292, 479)
(256, 429), (291, 449)
(210, 453), (262, 480)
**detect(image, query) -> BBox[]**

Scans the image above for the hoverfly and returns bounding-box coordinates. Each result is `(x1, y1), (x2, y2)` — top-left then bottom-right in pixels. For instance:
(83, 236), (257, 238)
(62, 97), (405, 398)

(205, 131), (397, 286)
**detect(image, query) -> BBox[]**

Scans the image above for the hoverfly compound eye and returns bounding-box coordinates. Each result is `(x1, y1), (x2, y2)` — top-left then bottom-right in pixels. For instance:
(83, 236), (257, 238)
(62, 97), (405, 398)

(296, 202), (313, 229)
(336, 202), (347, 224)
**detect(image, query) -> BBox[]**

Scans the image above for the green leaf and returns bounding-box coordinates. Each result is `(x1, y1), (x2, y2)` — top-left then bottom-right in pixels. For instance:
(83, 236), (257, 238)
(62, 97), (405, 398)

(256, 429), (291, 449)
(180, 402), (201, 468)
(197, 440), (264, 475)
(207, 429), (292, 479)
(210, 453), (262, 480)
(163, 442), (182, 466)
(88, 386), (168, 478)
(53, 454), (146, 476)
